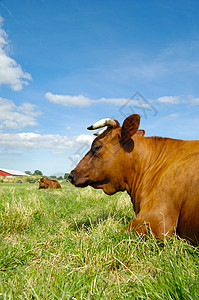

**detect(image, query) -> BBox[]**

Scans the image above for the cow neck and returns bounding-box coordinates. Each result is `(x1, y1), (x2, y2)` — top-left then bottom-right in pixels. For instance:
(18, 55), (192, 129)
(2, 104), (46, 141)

(123, 135), (170, 214)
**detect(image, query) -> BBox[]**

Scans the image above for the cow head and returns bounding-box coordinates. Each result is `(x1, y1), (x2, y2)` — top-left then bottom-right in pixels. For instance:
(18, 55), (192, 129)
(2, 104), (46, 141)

(68, 114), (144, 195)
(39, 177), (46, 188)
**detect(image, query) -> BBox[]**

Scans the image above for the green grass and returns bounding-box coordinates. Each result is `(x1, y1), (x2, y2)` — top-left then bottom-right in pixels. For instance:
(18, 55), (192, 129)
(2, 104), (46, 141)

(0, 182), (198, 299)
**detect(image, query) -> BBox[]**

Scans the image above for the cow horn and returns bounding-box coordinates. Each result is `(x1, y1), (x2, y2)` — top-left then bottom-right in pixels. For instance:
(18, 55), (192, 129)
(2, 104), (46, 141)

(87, 118), (117, 130)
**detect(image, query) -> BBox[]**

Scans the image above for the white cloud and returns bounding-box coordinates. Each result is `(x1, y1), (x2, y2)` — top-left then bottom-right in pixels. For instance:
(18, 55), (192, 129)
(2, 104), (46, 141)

(17, 102), (40, 116)
(45, 92), (153, 108)
(50, 151), (66, 155)
(190, 97), (199, 105)
(45, 92), (91, 107)
(167, 113), (179, 118)
(75, 134), (94, 145)
(45, 92), (133, 107)
(99, 97), (129, 106)
(0, 97), (41, 130)
(157, 95), (199, 106)
(69, 154), (82, 159)
(0, 132), (73, 151)
(157, 96), (183, 104)
(0, 131), (94, 152)
(0, 17), (31, 91)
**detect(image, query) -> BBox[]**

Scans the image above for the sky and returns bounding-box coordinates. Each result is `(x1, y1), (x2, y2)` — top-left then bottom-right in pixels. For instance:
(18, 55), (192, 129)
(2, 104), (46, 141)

(0, 0), (199, 176)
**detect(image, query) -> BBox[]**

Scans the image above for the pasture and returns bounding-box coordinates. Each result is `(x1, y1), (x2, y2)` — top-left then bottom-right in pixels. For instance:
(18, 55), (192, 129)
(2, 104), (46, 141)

(0, 181), (198, 299)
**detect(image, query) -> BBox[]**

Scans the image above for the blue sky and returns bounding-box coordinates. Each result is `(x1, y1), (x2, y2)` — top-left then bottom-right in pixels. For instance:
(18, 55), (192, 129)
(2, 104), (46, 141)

(0, 0), (199, 176)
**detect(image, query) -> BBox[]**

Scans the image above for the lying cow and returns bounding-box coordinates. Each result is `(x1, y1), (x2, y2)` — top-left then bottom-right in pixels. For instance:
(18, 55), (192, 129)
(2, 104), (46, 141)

(68, 114), (199, 244)
(39, 178), (61, 189)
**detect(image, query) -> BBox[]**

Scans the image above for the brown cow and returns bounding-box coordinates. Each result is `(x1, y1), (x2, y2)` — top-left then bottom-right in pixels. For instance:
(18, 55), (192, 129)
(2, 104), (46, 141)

(39, 178), (61, 189)
(68, 114), (199, 244)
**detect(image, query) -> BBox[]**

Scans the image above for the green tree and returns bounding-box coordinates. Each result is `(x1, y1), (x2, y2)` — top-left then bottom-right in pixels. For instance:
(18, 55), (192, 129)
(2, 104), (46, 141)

(64, 173), (69, 179)
(25, 171), (32, 175)
(33, 170), (43, 176)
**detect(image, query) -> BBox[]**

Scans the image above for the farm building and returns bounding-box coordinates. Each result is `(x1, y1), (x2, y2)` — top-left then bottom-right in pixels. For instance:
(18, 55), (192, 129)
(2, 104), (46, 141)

(0, 168), (28, 177)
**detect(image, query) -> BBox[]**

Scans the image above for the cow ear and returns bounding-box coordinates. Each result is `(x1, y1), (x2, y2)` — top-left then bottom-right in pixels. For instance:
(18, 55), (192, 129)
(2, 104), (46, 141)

(120, 114), (140, 152)
(121, 114), (140, 139)
(136, 129), (145, 136)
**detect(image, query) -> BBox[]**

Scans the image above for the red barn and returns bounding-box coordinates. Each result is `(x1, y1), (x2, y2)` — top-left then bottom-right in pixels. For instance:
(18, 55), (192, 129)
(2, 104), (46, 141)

(0, 168), (28, 177)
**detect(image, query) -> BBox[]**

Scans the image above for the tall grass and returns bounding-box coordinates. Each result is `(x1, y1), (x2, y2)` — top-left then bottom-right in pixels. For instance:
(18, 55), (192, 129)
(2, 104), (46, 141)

(0, 182), (198, 299)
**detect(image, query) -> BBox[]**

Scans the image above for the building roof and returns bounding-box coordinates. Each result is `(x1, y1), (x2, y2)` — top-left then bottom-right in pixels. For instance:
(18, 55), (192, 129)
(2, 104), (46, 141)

(0, 168), (28, 176)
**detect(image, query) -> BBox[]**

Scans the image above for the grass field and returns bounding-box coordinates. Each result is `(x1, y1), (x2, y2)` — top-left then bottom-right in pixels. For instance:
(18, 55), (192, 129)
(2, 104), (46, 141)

(0, 182), (198, 299)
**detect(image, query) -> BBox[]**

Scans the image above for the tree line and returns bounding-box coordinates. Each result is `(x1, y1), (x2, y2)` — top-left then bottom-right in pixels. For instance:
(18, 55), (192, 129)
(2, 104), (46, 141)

(25, 170), (69, 180)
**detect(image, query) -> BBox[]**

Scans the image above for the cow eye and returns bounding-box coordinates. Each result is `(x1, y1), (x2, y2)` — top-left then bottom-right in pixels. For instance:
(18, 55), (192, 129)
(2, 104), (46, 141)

(91, 145), (102, 156)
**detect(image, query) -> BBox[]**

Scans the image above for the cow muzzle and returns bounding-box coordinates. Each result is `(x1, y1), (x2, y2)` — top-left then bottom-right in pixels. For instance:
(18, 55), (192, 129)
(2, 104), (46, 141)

(68, 170), (89, 187)
(67, 171), (75, 184)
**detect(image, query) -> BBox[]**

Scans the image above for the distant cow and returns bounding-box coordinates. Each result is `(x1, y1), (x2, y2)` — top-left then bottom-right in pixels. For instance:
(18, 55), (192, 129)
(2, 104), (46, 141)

(68, 114), (199, 244)
(39, 178), (61, 189)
